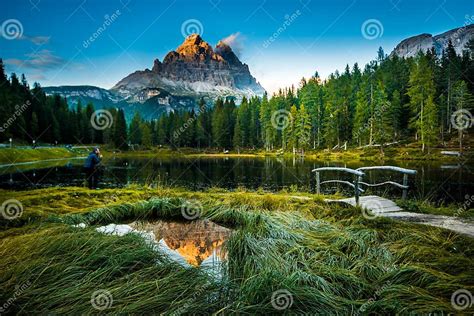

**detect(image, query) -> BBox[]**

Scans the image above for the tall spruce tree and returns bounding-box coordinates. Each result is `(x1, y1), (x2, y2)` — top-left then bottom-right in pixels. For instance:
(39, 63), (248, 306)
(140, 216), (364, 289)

(408, 54), (437, 152)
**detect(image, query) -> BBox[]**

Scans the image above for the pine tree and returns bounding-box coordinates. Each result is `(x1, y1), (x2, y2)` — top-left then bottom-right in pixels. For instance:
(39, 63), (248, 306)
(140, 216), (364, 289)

(31, 112), (39, 141)
(323, 74), (344, 148)
(423, 96), (438, 153)
(372, 81), (391, 152)
(284, 105), (298, 153)
(390, 90), (402, 140)
(407, 54), (437, 151)
(211, 99), (225, 148)
(353, 77), (370, 146)
(196, 98), (208, 148)
(141, 122), (152, 148)
(296, 104), (311, 153)
(156, 116), (167, 145)
(377, 47), (385, 62)
(84, 103), (95, 143)
(259, 94), (275, 151)
(113, 109), (128, 150)
(129, 112), (143, 145)
(233, 117), (242, 152)
(441, 40), (462, 134)
(452, 80), (474, 152)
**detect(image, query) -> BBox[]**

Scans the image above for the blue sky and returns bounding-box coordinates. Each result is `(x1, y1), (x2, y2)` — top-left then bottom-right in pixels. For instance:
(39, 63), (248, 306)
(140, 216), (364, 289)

(1, 0), (473, 93)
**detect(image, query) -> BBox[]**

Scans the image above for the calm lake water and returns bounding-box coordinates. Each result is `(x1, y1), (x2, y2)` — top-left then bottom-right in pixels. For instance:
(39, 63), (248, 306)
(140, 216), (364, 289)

(1, 156), (472, 204)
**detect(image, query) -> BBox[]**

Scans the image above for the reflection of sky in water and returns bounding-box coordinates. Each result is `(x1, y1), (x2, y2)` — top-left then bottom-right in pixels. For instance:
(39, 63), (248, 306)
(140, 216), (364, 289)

(96, 220), (231, 268)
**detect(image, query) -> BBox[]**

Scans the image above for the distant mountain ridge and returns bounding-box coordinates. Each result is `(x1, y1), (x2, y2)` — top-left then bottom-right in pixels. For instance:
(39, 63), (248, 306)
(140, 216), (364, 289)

(391, 24), (474, 58)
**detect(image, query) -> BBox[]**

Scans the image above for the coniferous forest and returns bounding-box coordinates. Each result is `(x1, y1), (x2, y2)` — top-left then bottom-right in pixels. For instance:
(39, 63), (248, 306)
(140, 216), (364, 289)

(2, 1), (474, 315)
(1, 40), (473, 153)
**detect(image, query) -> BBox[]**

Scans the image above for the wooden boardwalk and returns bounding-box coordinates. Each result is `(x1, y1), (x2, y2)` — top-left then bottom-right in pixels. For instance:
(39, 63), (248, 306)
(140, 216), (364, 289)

(326, 195), (402, 213)
(325, 195), (474, 238)
(312, 165), (473, 238)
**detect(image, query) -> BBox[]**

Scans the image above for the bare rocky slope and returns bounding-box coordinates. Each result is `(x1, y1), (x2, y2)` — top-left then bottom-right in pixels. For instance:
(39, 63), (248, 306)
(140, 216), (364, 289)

(391, 24), (473, 58)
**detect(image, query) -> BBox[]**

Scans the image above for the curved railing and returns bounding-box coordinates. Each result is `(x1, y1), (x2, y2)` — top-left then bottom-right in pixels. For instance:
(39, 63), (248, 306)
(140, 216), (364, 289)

(356, 166), (417, 200)
(312, 166), (417, 205)
(312, 167), (365, 204)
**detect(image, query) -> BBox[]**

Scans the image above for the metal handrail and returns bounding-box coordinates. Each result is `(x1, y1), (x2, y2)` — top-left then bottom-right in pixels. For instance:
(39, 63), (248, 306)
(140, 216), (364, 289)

(356, 166), (417, 199)
(312, 167), (364, 177)
(320, 180), (365, 192)
(313, 167), (365, 204)
(356, 166), (417, 175)
(313, 166), (417, 204)
(359, 181), (408, 190)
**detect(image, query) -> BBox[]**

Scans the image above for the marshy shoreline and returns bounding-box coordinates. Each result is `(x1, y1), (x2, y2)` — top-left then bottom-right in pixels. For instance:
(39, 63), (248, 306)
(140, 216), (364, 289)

(0, 145), (471, 166)
(0, 186), (473, 314)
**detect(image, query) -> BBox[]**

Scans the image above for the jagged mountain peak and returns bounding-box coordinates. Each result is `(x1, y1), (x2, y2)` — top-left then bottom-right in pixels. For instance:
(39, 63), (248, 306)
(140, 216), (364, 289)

(172, 33), (222, 62)
(111, 34), (265, 102)
(158, 35), (242, 66)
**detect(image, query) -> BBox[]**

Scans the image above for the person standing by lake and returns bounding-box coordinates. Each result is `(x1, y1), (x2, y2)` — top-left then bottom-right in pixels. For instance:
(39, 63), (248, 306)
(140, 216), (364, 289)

(84, 147), (102, 189)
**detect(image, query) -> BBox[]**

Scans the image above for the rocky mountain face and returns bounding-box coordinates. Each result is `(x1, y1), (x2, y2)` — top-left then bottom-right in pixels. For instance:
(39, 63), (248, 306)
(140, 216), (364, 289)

(112, 34), (265, 101)
(44, 34), (264, 120)
(391, 24), (474, 58)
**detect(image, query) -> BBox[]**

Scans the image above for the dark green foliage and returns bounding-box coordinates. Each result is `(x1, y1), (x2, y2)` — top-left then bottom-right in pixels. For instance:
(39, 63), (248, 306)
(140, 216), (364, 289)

(1, 42), (473, 151)
(0, 62), (129, 146)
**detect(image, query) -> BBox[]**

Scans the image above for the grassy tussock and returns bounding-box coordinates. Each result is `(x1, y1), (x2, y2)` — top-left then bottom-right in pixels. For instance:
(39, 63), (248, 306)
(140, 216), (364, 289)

(1, 194), (473, 314)
(0, 186), (328, 230)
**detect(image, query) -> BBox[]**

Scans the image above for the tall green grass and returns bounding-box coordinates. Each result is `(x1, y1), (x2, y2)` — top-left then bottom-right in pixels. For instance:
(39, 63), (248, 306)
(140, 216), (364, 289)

(1, 196), (473, 314)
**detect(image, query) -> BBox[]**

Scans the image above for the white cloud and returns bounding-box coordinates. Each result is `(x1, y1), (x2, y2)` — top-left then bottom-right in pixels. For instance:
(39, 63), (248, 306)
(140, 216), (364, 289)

(221, 32), (243, 56)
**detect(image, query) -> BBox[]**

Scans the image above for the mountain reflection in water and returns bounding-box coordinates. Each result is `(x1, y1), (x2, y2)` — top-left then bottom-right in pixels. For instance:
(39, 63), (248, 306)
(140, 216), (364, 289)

(130, 219), (231, 266)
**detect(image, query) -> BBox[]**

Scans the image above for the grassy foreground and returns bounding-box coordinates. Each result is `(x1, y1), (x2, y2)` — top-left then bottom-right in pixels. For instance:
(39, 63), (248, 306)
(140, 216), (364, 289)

(0, 186), (473, 314)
